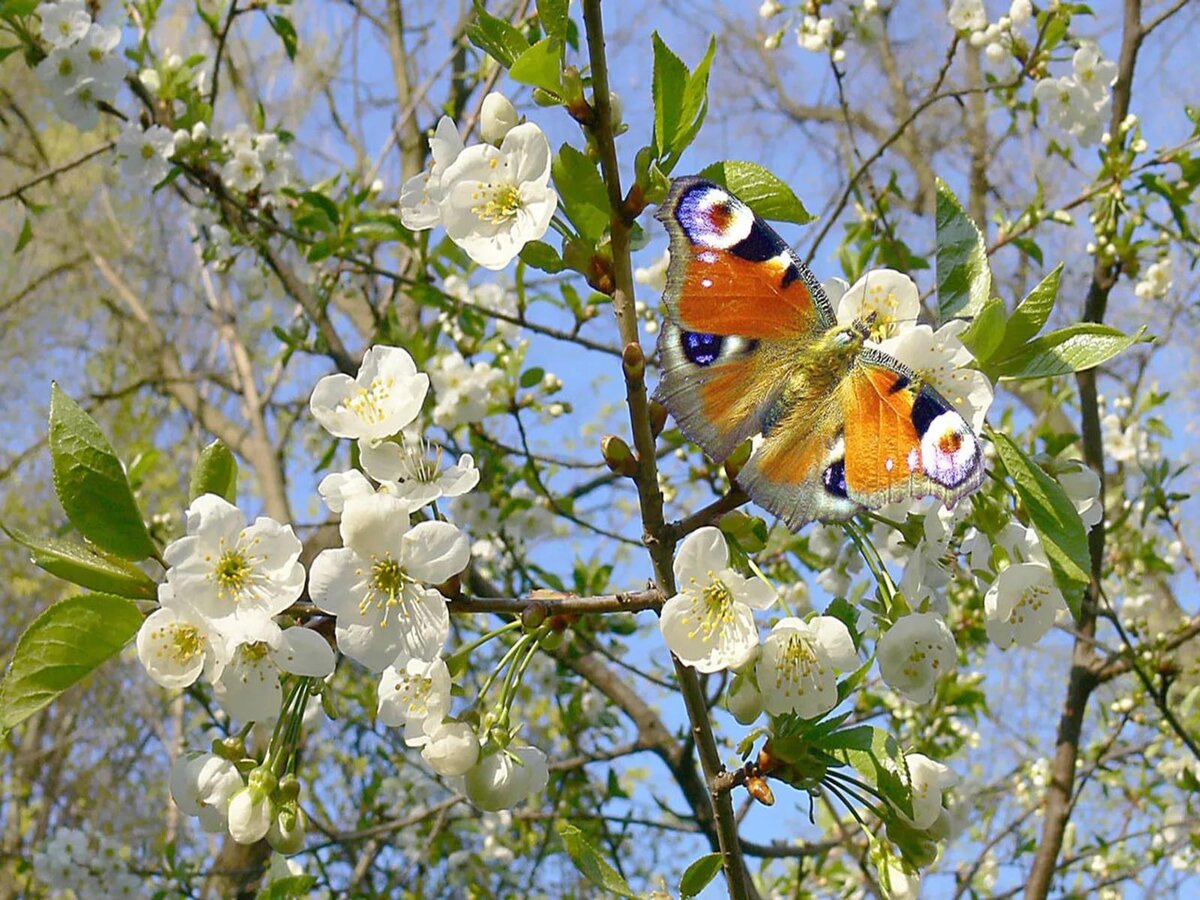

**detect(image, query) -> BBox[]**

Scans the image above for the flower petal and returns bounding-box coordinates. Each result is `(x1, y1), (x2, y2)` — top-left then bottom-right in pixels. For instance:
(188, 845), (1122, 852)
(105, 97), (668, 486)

(272, 627), (336, 677)
(402, 520), (470, 584)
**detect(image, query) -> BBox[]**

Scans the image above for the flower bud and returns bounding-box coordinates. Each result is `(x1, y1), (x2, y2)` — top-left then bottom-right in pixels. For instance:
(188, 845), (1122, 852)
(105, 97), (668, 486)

(278, 773), (301, 802)
(421, 721), (481, 777)
(726, 672), (764, 725)
(601, 435), (639, 477)
(227, 786), (273, 844)
(267, 804), (306, 855)
(480, 92), (520, 145)
(521, 601), (549, 631)
(648, 400), (669, 437)
(464, 744), (549, 811)
(745, 775), (775, 806)
(621, 342), (645, 382)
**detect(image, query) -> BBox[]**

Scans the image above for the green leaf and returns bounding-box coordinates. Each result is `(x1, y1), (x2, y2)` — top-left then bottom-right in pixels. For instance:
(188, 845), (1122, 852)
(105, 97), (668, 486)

(255, 875), (318, 899)
(14, 215), (32, 253)
(3, 527), (157, 599)
(519, 240), (565, 273)
(557, 822), (638, 898)
(509, 37), (563, 97)
(268, 14), (298, 61)
(819, 724), (874, 751)
(519, 367), (545, 389)
(49, 384), (156, 561)
(551, 144), (611, 242)
(0, 593), (144, 730)
(935, 178), (990, 321)
(680, 853), (723, 898)
(993, 324), (1143, 380)
(467, 0), (530, 68)
(537, 0), (569, 43)
(189, 439), (238, 503)
(992, 432), (1090, 616)
(957, 296), (1007, 363)
(651, 32), (689, 160)
(673, 36), (716, 159)
(993, 264), (1062, 360)
(699, 160), (815, 225)
(833, 726), (913, 819)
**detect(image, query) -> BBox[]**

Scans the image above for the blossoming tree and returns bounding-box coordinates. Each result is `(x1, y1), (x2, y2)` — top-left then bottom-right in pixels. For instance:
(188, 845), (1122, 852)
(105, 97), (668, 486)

(1, 0), (1198, 897)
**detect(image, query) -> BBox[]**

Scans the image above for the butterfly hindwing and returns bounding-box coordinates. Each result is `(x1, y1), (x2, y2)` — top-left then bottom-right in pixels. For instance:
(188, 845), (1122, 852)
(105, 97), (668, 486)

(841, 349), (984, 509)
(654, 177), (834, 458)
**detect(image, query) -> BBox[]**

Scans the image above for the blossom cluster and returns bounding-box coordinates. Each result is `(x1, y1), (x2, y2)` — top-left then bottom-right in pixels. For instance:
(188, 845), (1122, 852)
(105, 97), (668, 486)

(401, 93), (558, 270)
(1033, 44), (1118, 145)
(34, 0), (124, 131)
(33, 827), (144, 900)
(758, 0), (883, 59)
(947, 0), (1033, 64)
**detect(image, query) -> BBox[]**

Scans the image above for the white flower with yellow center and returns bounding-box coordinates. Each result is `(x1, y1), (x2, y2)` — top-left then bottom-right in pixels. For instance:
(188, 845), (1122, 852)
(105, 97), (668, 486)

(310, 345), (430, 442)
(876, 612), (957, 704)
(359, 436), (479, 512)
(164, 494), (305, 626)
(136, 584), (223, 688)
(308, 493), (469, 671)
(438, 122), (558, 270)
(377, 656), (452, 745)
(213, 615), (336, 722)
(430, 351), (503, 429)
(756, 615), (859, 718)
(116, 123), (176, 187)
(37, 1), (91, 49)
(984, 561), (1067, 649)
(878, 320), (994, 433)
(834, 268), (920, 342)
(659, 527), (776, 673)
(895, 752), (955, 831)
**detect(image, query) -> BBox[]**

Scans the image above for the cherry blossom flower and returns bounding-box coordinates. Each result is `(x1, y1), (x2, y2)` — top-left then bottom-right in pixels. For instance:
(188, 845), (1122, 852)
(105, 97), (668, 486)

(116, 124), (176, 187)
(228, 784), (273, 844)
(757, 615), (858, 718)
(170, 751), (244, 833)
(422, 721), (481, 776)
(430, 352), (503, 429)
(38, 1), (90, 48)
(438, 122), (558, 270)
(136, 584), (224, 688)
(947, 0), (986, 32)
(897, 753), (955, 830)
(659, 527), (776, 673)
(985, 562), (1067, 648)
(359, 437), (479, 511)
(726, 671), (765, 724)
(310, 345), (429, 442)
(318, 468), (376, 514)
(1072, 44), (1118, 101)
(464, 744), (549, 811)
(213, 617), (336, 722)
(480, 92), (519, 145)
(163, 494), (305, 626)
(377, 655), (452, 745)
(1056, 460), (1103, 528)
(400, 116), (465, 230)
(834, 268), (920, 341)
(308, 493), (469, 670)
(878, 320), (993, 432)
(876, 612), (957, 704)
(222, 147), (264, 192)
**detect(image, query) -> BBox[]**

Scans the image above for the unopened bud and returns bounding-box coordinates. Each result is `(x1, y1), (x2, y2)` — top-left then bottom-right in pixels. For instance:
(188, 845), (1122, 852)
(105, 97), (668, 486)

(724, 439), (753, 481)
(746, 775), (775, 806)
(267, 803), (306, 855)
(480, 92), (519, 145)
(622, 342), (645, 382)
(521, 602), (549, 631)
(602, 434), (639, 477)
(278, 773), (301, 802)
(649, 400), (669, 437)
(214, 736), (247, 761)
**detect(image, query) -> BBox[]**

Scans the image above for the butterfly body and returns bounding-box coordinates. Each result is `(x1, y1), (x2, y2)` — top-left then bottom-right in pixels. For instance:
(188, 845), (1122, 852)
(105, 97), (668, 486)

(653, 177), (984, 529)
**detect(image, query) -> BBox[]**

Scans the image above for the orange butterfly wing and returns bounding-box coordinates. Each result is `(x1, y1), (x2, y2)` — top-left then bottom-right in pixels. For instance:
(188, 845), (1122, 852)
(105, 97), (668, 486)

(653, 177), (834, 460)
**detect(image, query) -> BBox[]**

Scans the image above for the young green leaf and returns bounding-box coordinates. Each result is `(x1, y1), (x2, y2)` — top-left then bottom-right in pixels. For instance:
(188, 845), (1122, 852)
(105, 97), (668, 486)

(991, 432), (1090, 617)
(680, 853), (724, 898)
(651, 32), (689, 160)
(49, 384), (157, 561)
(15, 214), (32, 253)
(552, 144), (611, 242)
(3, 527), (158, 599)
(698, 160), (814, 225)
(935, 178), (991, 321)
(467, 0), (530, 68)
(189, 438), (238, 503)
(992, 324), (1144, 380)
(268, 14), (298, 61)
(509, 38), (564, 97)
(833, 726), (913, 819)
(672, 36), (716, 160)
(957, 295), (1008, 363)
(519, 240), (565, 273)
(0, 593), (144, 730)
(537, 0), (569, 44)
(557, 822), (638, 898)
(992, 263), (1062, 360)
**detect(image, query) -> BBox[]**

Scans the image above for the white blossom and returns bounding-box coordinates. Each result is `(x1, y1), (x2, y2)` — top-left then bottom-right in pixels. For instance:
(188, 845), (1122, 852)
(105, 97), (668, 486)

(38, 1), (90, 48)
(985, 562), (1067, 648)
(136, 584), (223, 688)
(659, 527), (776, 673)
(377, 655), (452, 745)
(308, 493), (469, 670)
(359, 438), (480, 511)
(318, 469), (376, 514)
(310, 345), (430, 442)
(116, 123), (176, 187)
(1056, 460), (1103, 528)
(438, 122), (558, 270)
(400, 116), (466, 230)
(222, 146), (264, 192)
(422, 721), (481, 776)
(634, 250), (670, 294)
(1135, 257), (1172, 301)
(214, 617), (336, 722)
(430, 351), (504, 428)
(757, 615), (859, 718)
(464, 744), (549, 811)
(480, 92), (520, 145)
(163, 494), (305, 626)
(876, 612), (957, 703)
(170, 751), (243, 833)
(948, 0), (986, 32)
(726, 671), (765, 724)
(898, 752), (955, 830)
(228, 785), (273, 844)
(835, 268), (920, 341)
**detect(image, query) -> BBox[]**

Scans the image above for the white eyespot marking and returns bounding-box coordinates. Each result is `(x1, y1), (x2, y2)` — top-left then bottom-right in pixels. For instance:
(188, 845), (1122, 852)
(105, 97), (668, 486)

(701, 278), (713, 288)
(885, 458), (894, 472)
(679, 187), (754, 249)
(698, 250), (718, 264)
(907, 448), (920, 472)
(920, 411), (978, 488)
